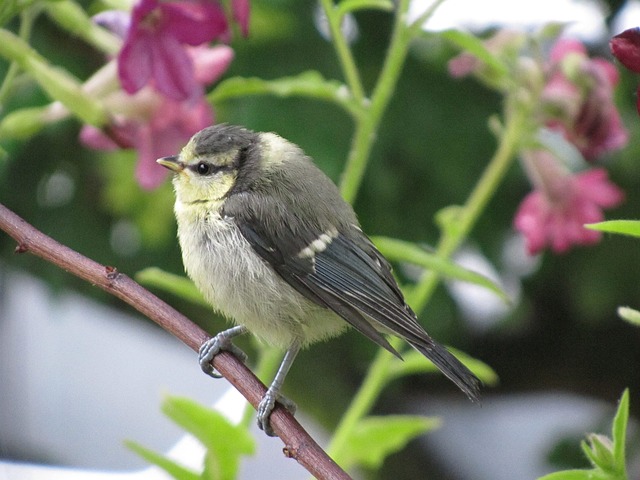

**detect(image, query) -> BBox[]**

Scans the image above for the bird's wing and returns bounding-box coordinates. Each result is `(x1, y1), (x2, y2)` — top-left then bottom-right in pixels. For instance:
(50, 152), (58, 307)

(223, 193), (481, 400)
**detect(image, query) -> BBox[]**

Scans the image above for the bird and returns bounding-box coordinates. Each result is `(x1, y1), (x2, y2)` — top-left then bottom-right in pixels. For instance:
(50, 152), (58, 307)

(157, 124), (481, 436)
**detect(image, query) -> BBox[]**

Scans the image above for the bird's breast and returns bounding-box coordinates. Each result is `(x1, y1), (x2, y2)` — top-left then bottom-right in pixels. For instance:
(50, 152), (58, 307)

(174, 202), (346, 348)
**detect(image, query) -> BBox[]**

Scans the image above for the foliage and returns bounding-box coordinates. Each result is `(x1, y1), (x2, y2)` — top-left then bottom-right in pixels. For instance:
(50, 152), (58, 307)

(126, 395), (256, 480)
(538, 390), (629, 480)
(1, 0), (638, 478)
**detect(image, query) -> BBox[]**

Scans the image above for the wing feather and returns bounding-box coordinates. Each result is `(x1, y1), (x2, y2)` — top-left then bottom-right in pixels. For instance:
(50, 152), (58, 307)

(223, 191), (481, 400)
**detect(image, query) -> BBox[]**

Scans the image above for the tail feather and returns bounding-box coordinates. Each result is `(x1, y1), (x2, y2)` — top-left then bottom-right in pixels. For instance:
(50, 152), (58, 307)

(407, 338), (482, 402)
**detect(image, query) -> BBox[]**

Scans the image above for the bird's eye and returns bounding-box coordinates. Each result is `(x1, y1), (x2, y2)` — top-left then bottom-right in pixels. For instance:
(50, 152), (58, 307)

(196, 162), (210, 175)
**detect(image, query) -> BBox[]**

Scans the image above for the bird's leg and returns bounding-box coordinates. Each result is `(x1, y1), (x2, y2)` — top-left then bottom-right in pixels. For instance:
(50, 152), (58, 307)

(199, 325), (249, 378)
(257, 340), (301, 437)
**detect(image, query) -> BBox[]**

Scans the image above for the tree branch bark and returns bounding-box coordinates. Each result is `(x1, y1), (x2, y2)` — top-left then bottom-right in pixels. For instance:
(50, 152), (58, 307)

(0, 202), (351, 480)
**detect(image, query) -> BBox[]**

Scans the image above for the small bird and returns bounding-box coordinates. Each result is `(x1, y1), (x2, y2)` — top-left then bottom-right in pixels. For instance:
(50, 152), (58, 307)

(158, 124), (481, 436)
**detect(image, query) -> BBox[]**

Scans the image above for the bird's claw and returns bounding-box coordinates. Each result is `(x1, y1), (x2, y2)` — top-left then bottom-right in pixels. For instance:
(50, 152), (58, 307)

(198, 331), (248, 378)
(257, 390), (297, 437)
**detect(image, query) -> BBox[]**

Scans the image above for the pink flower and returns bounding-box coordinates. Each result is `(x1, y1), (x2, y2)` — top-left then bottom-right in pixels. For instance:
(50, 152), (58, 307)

(82, 95), (214, 189)
(81, 45), (234, 189)
(447, 29), (524, 83)
(610, 27), (640, 115)
(118, 0), (228, 101)
(610, 28), (640, 73)
(232, 0), (250, 37)
(514, 151), (624, 255)
(542, 38), (628, 160)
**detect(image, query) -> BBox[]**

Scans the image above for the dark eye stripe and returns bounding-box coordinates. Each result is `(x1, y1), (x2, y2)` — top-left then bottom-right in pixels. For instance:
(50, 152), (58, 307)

(189, 161), (235, 176)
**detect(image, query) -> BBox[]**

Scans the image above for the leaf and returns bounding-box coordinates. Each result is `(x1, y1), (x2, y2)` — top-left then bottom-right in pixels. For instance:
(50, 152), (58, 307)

(537, 470), (606, 480)
(371, 236), (509, 304)
(581, 434), (615, 472)
(440, 29), (509, 79)
(538, 391), (630, 480)
(208, 71), (362, 118)
(611, 390), (629, 471)
(388, 348), (499, 386)
(162, 396), (255, 480)
(125, 441), (200, 480)
(617, 306), (640, 327)
(340, 415), (441, 469)
(136, 267), (209, 308)
(585, 220), (640, 239)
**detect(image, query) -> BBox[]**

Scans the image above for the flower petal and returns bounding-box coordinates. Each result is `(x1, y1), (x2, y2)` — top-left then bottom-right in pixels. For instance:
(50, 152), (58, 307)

(161, 0), (228, 45)
(190, 45), (234, 85)
(232, 0), (251, 37)
(118, 30), (153, 94)
(150, 34), (197, 100)
(610, 27), (640, 74)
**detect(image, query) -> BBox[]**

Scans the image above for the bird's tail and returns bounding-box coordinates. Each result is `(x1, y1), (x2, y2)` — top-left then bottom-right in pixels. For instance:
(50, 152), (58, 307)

(406, 338), (482, 402)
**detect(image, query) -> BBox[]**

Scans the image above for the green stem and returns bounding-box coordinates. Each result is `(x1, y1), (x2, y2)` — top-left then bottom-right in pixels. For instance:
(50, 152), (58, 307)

(339, 0), (412, 204)
(327, 338), (402, 461)
(327, 0), (452, 464)
(44, 0), (121, 55)
(319, 0), (365, 103)
(410, 105), (529, 311)
(0, 6), (37, 106)
(328, 91), (531, 467)
(0, 29), (106, 126)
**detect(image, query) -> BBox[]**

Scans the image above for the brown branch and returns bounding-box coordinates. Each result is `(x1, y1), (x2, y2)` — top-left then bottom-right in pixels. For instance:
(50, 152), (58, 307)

(0, 202), (351, 480)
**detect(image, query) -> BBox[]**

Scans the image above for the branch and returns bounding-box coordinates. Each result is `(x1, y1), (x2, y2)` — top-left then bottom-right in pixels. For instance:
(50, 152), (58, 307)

(0, 202), (351, 480)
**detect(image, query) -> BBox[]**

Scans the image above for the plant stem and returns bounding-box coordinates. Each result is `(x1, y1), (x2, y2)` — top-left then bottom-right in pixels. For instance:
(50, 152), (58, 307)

(329, 94), (530, 465)
(410, 105), (529, 311)
(319, 0), (365, 103)
(327, 338), (401, 462)
(328, 0), (457, 463)
(339, 0), (412, 204)
(0, 6), (37, 106)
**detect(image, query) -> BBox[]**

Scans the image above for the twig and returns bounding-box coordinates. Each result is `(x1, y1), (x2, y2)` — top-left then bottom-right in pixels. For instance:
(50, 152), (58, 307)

(0, 202), (351, 480)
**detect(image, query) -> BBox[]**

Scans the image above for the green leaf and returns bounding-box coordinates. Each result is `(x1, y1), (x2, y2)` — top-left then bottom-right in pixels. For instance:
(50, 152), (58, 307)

(538, 470), (606, 480)
(585, 220), (640, 239)
(611, 390), (629, 471)
(0, 106), (50, 140)
(340, 415), (440, 469)
(447, 348), (499, 386)
(136, 267), (209, 308)
(388, 348), (499, 386)
(617, 306), (640, 327)
(125, 441), (200, 480)
(208, 71), (362, 118)
(336, 0), (394, 17)
(582, 434), (615, 472)
(162, 396), (255, 480)
(440, 29), (509, 80)
(371, 236), (509, 304)
(389, 348), (439, 377)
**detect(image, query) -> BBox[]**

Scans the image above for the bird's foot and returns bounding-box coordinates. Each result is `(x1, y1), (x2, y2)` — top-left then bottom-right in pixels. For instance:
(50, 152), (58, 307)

(257, 389), (297, 437)
(198, 326), (248, 378)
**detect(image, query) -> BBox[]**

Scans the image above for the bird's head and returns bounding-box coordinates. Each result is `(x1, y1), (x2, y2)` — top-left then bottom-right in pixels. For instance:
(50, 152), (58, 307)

(157, 124), (258, 204)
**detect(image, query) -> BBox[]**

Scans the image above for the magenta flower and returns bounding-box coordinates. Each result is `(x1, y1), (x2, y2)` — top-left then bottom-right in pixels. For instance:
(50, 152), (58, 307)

(82, 94), (214, 189)
(232, 0), (251, 37)
(118, 0), (228, 101)
(542, 38), (628, 161)
(81, 45), (234, 189)
(514, 151), (624, 255)
(611, 27), (640, 114)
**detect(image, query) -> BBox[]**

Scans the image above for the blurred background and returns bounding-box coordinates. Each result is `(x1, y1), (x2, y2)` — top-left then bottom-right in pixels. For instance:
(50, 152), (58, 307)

(1, 0), (640, 478)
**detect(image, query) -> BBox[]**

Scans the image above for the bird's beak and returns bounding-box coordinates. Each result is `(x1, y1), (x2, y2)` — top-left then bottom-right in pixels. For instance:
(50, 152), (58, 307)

(157, 155), (184, 172)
